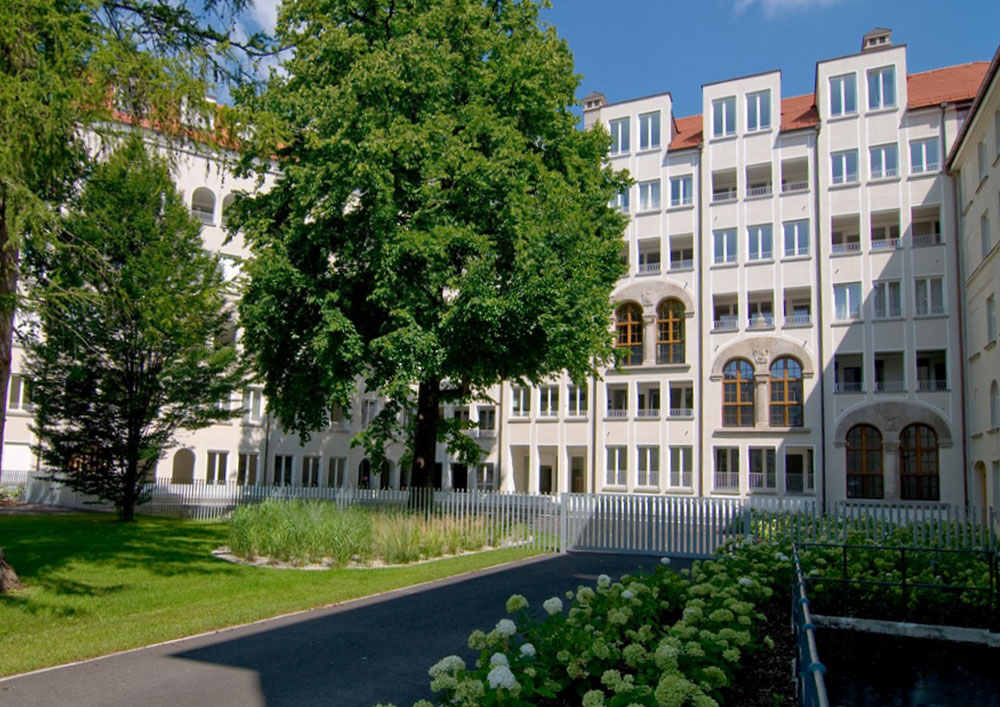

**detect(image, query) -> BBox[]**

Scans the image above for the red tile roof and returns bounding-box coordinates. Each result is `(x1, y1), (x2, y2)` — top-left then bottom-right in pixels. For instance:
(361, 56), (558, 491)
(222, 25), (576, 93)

(667, 115), (702, 150)
(779, 93), (818, 131)
(907, 62), (989, 109)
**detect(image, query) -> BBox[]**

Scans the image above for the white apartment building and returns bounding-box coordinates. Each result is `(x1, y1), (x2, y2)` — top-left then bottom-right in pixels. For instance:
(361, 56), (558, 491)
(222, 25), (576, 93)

(948, 44), (1000, 512)
(1, 30), (994, 509)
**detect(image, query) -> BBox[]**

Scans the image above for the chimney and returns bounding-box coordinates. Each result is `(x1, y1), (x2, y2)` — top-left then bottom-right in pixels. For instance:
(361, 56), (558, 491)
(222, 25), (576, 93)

(861, 28), (892, 53)
(582, 92), (606, 129)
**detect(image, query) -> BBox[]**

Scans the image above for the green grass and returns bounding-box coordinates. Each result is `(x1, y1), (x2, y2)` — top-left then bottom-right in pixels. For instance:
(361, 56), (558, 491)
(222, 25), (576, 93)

(0, 512), (542, 677)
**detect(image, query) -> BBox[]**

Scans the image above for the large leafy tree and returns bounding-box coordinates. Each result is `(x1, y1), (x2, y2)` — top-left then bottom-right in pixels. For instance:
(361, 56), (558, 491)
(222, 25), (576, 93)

(0, 0), (267, 590)
(25, 136), (243, 521)
(231, 0), (629, 492)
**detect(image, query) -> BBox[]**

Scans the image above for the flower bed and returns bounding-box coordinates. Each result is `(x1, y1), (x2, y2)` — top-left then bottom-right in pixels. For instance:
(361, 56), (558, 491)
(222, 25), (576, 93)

(398, 540), (795, 706)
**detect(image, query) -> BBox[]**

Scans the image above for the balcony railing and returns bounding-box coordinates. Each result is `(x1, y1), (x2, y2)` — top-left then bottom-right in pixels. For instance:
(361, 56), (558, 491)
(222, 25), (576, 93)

(668, 408), (693, 418)
(917, 304), (945, 316)
(746, 184), (772, 198)
(713, 317), (739, 331)
(748, 251), (773, 261)
(911, 162), (940, 174)
(784, 246), (810, 257)
(511, 410), (531, 418)
(912, 234), (942, 247)
(831, 241), (861, 254)
(785, 473), (813, 494)
(605, 408), (628, 418)
(871, 167), (898, 179)
(747, 314), (775, 329)
(874, 307), (902, 319)
(714, 472), (739, 490)
(636, 408), (659, 418)
(917, 379), (948, 391)
(669, 472), (693, 489)
(873, 379), (906, 393)
(871, 238), (900, 251)
(713, 253), (737, 265)
(670, 196), (693, 207)
(834, 382), (864, 393)
(638, 262), (660, 274)
(784, 314), (812, 327)
(749, 472), (777, 490)
(782, 180), (809, 193)
(475, 428), (496, 438)
(831, 173), (859, 185)
(537, 409), (558, 418)
(712, 189), (737, 203)
(191, 208), (215, 225)
(670, 259), (694, 271)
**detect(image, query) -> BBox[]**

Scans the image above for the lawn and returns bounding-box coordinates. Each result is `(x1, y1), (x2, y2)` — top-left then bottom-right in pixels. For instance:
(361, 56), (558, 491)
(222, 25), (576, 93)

(0, 512), (542, 677)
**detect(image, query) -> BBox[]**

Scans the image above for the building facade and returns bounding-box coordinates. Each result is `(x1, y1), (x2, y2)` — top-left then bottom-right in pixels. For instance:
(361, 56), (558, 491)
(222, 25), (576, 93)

(2, 30), (994, 509)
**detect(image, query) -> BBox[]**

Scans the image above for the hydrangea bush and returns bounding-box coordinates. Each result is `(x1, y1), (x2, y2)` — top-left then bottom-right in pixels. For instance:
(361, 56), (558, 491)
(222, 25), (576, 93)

(411, 539), (793, 706)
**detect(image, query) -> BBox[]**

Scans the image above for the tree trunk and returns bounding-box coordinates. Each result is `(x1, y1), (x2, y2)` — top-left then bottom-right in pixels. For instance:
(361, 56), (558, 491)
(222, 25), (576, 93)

(408, 379), (440, 509)
(0, 189), (21, 592)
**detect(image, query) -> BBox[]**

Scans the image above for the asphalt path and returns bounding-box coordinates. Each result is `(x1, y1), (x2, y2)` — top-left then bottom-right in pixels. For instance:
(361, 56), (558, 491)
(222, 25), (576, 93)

(0, 552), (692, 707)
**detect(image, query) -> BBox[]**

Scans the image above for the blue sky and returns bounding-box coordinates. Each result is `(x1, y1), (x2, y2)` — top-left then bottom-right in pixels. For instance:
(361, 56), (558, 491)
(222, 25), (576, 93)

(539, 0), (1000, 117)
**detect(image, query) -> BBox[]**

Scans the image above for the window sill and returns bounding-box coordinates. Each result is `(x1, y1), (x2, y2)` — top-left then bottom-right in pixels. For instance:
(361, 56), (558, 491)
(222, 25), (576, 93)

(636, 147), (662, 156)
(536, 416), (559, 423)
(634, 485), (661, 493)
(969, 351), (982, 362)
(748, 488), (779, 495)
(745, 191), (774, 201)
(782, 254), (811, 262)
(907, 170), (941, 181)
(710, 196), (738, 206)
(916, 387), (951, 393)
(603, 415), (629, 422)
(712, 488), (741, 496)
(830, 249), (861, 257)
(783, 321), (813, 329)
(603, 484), (627, 492)
(668, 265), (695, 273)
(633, 414), (661, 421)
(831, 318), (863, 326)
(987, 427), (1000, 436)
(868, 174), (900, 184)
(872, 316), (905, 323)
(865, 105), (898, 116)
(827, 112), (858, 123)
(984, 340), (997, 351)
(975, 174), (989, 195)
(913, 312), (948, 320)
(509, 416), (530, 423)
(746, 257), (775, 266)
(911, 240), (944, 248)
(635, 209), (661, 217)
(666, 202), (695, 212)
(565, 415), (588, 422)
(241, 420), (264, 427)
(829, 180), (860, 190)
(636, 269), (661, 277)
(609, 152), (630, 160)
(710, 133), (738, 143)
(710, 261), (739, 269)
(744, 126), (774, 136)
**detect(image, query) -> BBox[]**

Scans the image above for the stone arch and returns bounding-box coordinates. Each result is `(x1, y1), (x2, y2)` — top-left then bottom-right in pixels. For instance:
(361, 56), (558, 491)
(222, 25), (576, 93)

(190, 187), (216, 222)
(171, 448), (195, 484)
(709, 335), (816, 379)
(832, 401), (953, 448)
(378, 459), (391, 490)
(612, 279), (695, 315)
(358, 458), (372, 489)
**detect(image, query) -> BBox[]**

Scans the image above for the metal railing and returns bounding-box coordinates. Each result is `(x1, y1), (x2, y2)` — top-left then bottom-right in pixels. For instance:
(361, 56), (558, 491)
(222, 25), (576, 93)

(746, 184), (773, 197)
(831, 241), (861, 254)
(637, 262), (660, 274)
(668, 408), (693, 418)
(833, 382), (864, 393)
(190, 208), (215, 225)
(916, 379), (948, 391)
(874, 379), (906, 392)
(782, 180), (809, 193)
(714, 472), (740, 490)
(713, 318), (739, 331)
(785, 314), (812, 327)
(669, 258), (693, 271)
(636, 408), (659, 418)
(912, 234), (942, 247)
(792, 549), (830, 707)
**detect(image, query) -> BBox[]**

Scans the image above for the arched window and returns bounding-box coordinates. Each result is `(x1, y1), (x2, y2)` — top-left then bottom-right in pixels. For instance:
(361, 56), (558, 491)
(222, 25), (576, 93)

(221, 193), (236, 227)
(991, 381), (1000, 429)
(846, 425), (883, 498)
(722, 359), (754, 427)
(190, 187), (216, 224)
(900, 424), (939, 501)
(770, 357), (803, 426)
(656, 299), (685, 364)
(615, 303), (643, 365)
(379, 459), (391, 490)
(358, 458), (372, 490)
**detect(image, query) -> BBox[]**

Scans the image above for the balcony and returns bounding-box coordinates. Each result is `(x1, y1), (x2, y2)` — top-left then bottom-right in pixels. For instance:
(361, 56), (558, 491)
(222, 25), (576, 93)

(749, 473), (777, 491)
(668, 408), (693, 418)
(746, 184), (772, 198)
(912, 234), (942, 248)
(638, 262), (660, 274)
(916, 379), (948, 391)
(874, 380), (906, 393)
(784, 314), (812, 327)
(834, 382), (864, 393)
(871, 238), (900, 251)
(670, 259), (693, 271)
(747, 314), (775, 329)
(713, 317), (739, 332)
(712, 189), (737, 203)
(636, 408), (659, 418)
(511, 410), (530, 418)
(831, 242), (861, 255)
(669, 472), (693, 489)
(785, 473), (813, 494)
(475, 428), (496, 438)
(191, 208), (215, 225)
(714, 472), (739, 490)
(605, 408), (628, 419)
(782, 181), (809, 193)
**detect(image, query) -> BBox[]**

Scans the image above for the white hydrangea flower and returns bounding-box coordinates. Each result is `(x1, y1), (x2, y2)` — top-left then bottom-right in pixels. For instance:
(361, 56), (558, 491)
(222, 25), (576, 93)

(428, 655), (466, 677)
(597, 574), (611, 588)
(543, 596), (564, 615)
(486, 665), (519, 690)
(738, 577), (753, 587)
(490, 652), (509, 667)
(622, 589), (634, 599)
(495, 618), (516, 637)
(660, 557), (671, 565)
(519, 643), (536, 658)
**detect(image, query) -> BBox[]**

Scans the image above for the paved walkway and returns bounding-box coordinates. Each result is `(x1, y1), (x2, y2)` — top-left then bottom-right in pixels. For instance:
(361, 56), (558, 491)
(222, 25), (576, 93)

(0, 552), (690, 707)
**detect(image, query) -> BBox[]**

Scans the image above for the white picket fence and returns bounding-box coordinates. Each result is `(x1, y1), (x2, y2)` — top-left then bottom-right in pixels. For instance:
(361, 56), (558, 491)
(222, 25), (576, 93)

(5, 471), (998, 557)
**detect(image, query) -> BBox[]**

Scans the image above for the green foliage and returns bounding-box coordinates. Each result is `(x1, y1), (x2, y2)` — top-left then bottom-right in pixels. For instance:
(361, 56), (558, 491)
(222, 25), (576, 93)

(0, 486), (24, 503)
(24, 137), (243, 520)
(230, 0), (630, 479)
(228, 499), (507, 567)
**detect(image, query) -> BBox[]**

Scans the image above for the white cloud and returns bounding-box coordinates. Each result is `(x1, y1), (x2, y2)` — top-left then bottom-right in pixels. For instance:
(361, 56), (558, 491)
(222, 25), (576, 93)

(248, 0), (281, 35)
(734, 0), (848, 17)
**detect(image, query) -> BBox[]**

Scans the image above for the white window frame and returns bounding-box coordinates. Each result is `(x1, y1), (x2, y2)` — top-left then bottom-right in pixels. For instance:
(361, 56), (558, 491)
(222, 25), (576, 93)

(669, 175), (693, 207)
(605, 446), (627, 487)
(987, 295), (997, 343)
(361, 399), (378, 426)
(512, 386), (531, 417)
(982, 213), (992, 261)
(749, 448), (777, 491)
(714, 447), (740, 490)
(914, 277), (945, 316)
(567, 384), (588, 417)
(991, 382), (1000, 429)
(669, 446), (692, 488)
(978, 141), (988, 181)
(746, 90), (771, 131)
(638, 111), (660, 151)
(783, 219), (810, 257)
(207, 451), (228, 484)
(637, 445), (660, 488)
(477, 405), (496, 435)
(612, 189), (629, 213)
(328, 457), (346, 487)
(869, 143), (898, 179)
(273, 454), (293, 486)
(829, 73), (857, 117)
(712, 96), (736, 138)
(303, 455), (321, 487)
(834, 282), (863, 321)
(538, 385), (559, 417)
(242, 388), (263, 423)
(831, 150), (859, 184)
(7, 375), (30, 411)
(237, 452), (258, 486)
(609, 118), (630, 155)
(747, 224), (773, 261)
(713, 228), (738, 264)
(638, 179), (661, 211)
(867, 66), (896, 110)
(872, 280), (902, 319)
(909, 138), (939, 173)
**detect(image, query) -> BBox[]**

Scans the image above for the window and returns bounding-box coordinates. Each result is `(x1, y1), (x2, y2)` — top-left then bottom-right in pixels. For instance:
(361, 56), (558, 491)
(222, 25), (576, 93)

(669, 382), (693, 417)
(749, 448), (777, 490)
(982, 213), (992, 261)
(656, 299), (685, 364)
(846, 425), (883, 499)
(479, 462), (496, 491)
(995, 111), (1000, 157)
(712, 97), (736, 138)
(977, 141), (987, 181)
(714, 448), (740, 490)
(361, 399), (378, 426)
(512, 386), (531, 417)
(638, 180), (661, 211)
(747, 224), (773, 261)
(867, 66), (895, 110)
(242, 388), (263, 423)
(872, 281), (902, 319)
(669, 447), (692, 488)
(914, 277), (944, 316)
(328, 457), (346, 487)
(539, 385), (559, 417)
(190, 187), (216, 225)
(783, 220), (810, 257)
(606, 446), (627, 486)
(713, 228), (737, 264)
(7, 375), (30, 411)
(829, 73), (857, 117)
(900, 424), (939, 501)
(303, 455), (321, 487)
(567, 385), (587, 417)
(237, 452), (258, 486)
(615, 303), (643, 365)
(207, 451), (228, 484)
(987, 295), (997, 343)
(609, 118), (629, 154)
(833, 283), (862, 320)
(869, 143), (898, 179)
(637, 383), (660, 417)
(910, 138), (939, 173)
(746, 90), (771, 131)
(722, 359), (754, 427)
(991, 381), (999, 429)
(831, 150), (859, 184)
(637, 446), (660, 487)
(273, 454), (293, 486)
(769, 357), (803, 427)
(477, 406), (496, 436)
(612, 189), (629, 213)
(670, 175), (693, 206)
(638, 112), (660, 150)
